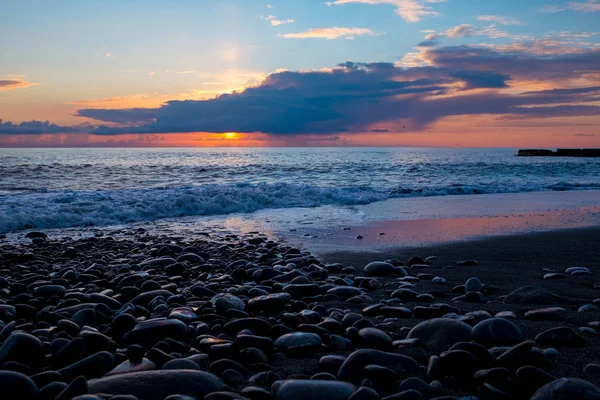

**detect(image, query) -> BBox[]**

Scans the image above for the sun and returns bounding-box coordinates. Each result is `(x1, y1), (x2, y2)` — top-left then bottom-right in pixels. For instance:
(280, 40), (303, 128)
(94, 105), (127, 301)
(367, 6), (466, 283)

(224, 132), (238, 139)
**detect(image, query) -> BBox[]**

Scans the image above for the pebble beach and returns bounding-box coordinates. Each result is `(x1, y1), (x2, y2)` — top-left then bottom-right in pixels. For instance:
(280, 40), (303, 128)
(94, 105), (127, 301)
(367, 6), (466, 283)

(1, 225), (600, 400)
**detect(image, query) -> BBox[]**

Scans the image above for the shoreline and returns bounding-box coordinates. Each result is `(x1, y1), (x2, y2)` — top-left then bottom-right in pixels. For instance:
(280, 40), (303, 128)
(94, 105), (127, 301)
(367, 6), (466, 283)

(1, 215), (600, 397)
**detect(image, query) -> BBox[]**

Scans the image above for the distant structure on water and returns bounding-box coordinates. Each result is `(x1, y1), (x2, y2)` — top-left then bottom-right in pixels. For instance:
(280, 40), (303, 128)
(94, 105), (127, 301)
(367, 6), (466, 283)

(518, 149), (600, 157)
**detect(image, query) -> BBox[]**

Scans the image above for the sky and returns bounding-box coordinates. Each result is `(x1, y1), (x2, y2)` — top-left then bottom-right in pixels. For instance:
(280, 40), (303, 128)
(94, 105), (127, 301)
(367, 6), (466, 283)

(1, 0), (599, 147)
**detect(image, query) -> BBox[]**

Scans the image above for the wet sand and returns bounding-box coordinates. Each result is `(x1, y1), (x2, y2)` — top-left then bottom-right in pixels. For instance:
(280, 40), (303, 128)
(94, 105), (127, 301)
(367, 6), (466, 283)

(322, 227), (600, 380)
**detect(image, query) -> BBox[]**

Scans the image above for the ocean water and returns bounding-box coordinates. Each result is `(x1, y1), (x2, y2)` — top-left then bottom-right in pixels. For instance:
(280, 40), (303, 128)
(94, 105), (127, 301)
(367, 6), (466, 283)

(1, 147), (599, 233)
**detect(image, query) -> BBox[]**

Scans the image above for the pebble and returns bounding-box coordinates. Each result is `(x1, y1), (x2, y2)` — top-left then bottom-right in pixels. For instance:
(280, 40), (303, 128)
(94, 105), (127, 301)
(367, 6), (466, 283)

(364, 262), (407, 277)
(0, 370), (39, 400)
(530, 378), (600, 399)
(274, 332), (322, 351)
(88, 370), (223, 399)
(274, 380), (356, 400)
(504, 286), (570, 305)
(0, 231), (597, 400)
(337, 349), (419, 383)
(535, 327), (585, 347)
(524, 307), (568, 320)
(471, 318), (523, 347)
(406, 318), (472, 351)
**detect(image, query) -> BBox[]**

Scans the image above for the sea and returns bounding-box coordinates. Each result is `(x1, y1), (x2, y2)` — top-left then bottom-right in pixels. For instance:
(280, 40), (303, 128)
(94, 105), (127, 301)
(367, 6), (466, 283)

(1, 147), (599, 234)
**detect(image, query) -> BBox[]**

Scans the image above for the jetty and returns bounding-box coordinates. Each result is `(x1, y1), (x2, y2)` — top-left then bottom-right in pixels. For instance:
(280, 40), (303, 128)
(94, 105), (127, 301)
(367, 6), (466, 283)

(518, 149), (600, 157)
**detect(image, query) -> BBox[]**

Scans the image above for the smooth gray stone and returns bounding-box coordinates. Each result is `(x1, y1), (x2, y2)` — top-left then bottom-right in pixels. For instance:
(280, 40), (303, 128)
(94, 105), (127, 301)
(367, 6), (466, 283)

(504, 286), (570, 305)
(406, 318), (472, 351)
(88, 370), (223, 400)
(337, 349), (419, 383)
(530, 378), (600, 400)
(274, 379), (356, 400)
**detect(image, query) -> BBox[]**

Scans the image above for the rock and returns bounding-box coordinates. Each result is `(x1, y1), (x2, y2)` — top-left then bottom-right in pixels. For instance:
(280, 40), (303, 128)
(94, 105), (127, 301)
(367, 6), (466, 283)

(223, 318), (272, 336)
(524, 307), (567, 320)
(356, 328), (392, 351)
(535, 327), (585, 348)
(471, 318), (523, 347)
(211, 294), (246, 314)
(337, 349), (419, 383)
(579, 304), (600, 313)
(25, 231), (47, 239)
(247, 293), (291, 313)
(88, 370), (223, 400)
(515, 366), (556, 398)
(0, 332), (45, 367)
(34, 285), (66, 298)
(349, 386), (380, 400)
(408, 257), (425, 266)
(504, 286), (570, 305)
(0, 370), (39, 400)
(327, 287), (364, 298)
(106, 358), (156, 376)
(123, 318), (187, 346)
(131, 290), (174, 307)
(0, 305), (16, 323)
(406, 318), (472, 351)
(275, 332), (322, 351)
(169, 307), (198, 323)
(176, 253), (204, 263)
(457, 260), (478, 266)
(56, 375), (88, 400)
(274, 380), (356, 400)
(494, 311), (517, 320)
(543, 273), (565, 280)
(58, 351), (115, 381)
(465, 278), (484, 293)
(530, 378), (600, 400)
(364, 262), (407, 277)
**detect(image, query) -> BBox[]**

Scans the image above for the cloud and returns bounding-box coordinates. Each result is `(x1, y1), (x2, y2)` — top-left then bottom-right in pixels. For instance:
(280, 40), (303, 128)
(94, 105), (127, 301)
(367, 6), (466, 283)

(421, 24), (512, 45)
(476, 15), (523, 25)
(279, 27), (377, 39)
(540, 0), (600, 12)
(445, 24), (478, 38)
(0, 119), (75, 134)
(74, 45), (600, 135)
(0, 79), (36, 90)
(325, 0), (443, 22)
(260, 15), (294, 26)
(423, 45), (600, 81)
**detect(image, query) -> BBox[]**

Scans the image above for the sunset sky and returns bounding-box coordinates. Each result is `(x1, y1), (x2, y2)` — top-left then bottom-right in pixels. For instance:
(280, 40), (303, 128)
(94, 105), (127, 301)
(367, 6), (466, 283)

(1, 0), (599, 147)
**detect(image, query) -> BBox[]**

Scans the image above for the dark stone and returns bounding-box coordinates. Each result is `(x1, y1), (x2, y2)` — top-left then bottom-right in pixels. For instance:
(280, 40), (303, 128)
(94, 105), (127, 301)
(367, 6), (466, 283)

(356, 328), (392, 351)
(535, 327), (585, 348)
(530, 378), (600, 400)
(88, 370), (223, 400)
(337, 349), (419, 383)
(0, 370), (39, 400)
(123, 318), (187, 346)
(274, 380), (356, 400)
(0, 332), (45, 367)
(471, 318), (523, 347)
(406, 318), (472, 351)
(364, 262), (407, 277)
(504, 286), (570, 305)
(275, 332), (322, 351)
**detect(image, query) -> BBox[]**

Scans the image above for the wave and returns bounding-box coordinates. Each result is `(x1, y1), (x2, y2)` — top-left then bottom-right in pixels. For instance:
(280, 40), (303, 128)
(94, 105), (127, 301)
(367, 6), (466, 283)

(1, 181), (600, 232)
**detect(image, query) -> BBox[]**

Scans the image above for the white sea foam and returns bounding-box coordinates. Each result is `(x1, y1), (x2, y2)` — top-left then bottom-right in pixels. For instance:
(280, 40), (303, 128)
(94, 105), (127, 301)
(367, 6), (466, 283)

(1, 147), (599, 232)
(2, 181), (600, 232)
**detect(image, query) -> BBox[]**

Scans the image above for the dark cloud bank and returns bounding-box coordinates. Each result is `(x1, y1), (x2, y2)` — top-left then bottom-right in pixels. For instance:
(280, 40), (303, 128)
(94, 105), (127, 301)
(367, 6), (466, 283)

(0, 119), (74, 134)
(7, 45), (600, 135)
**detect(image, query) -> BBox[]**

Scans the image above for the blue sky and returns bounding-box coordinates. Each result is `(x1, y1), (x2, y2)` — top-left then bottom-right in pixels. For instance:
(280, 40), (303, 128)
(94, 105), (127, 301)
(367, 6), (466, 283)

(1, 0), (599, 147)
